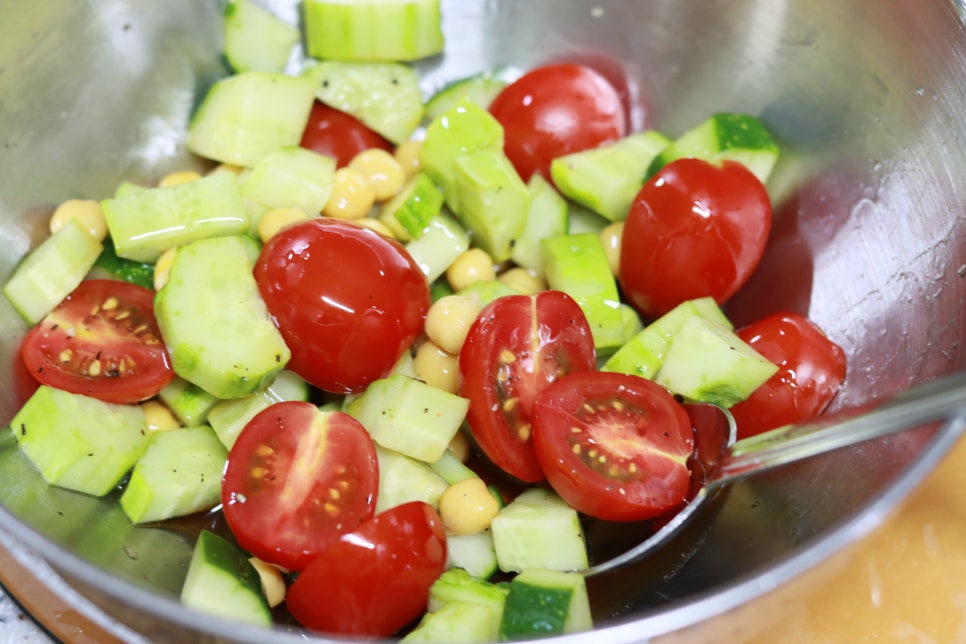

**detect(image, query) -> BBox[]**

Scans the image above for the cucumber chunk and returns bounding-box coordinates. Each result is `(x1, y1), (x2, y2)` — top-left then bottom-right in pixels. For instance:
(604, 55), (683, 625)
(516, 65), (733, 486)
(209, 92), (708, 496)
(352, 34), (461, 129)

(346, 373), (469, 463)
(3, 217), (103, 325)
(180, 530), (272, 627)
(405, 210), (470, 283)
(403, 600), (502, 643)
(158, 377), (220, 427)
(510, 173), (569, 276)
(102, 172), (250, 263)
(655, 315), (778, 407)
(647, 112), (780, 185)
(240, 145), (335, 225)
(223, 0), (299, 74)
(303, 60), (424, 145)
(304, 0), (444, 62)
(490, 488), (588, 573)
(551, 129), (670, 222)
(375, 445), (449, 513)
(498, 568), (592, 640)
(187, 70), (316, 167)
(120, 425), (228, 524)
(207, 369), (310, 449)
(603, 297), (733, 378)
(10, 385), (149, 497)
(541, 232), (624, 355)
(380, 172), (445, 240)
(446, 530), (499, 581)
(424, 70), (514, 124)
(91, 237), (155, 290)
(154, 235), (291, 399)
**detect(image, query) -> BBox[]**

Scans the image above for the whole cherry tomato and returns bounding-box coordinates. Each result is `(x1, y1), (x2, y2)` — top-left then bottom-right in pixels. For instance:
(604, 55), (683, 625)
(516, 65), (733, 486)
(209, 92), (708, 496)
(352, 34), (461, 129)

(620, 158), (772, 319)
(729, 312), (847, 439)
(300, 100), (393, 167)
(488, 63), (626, 182)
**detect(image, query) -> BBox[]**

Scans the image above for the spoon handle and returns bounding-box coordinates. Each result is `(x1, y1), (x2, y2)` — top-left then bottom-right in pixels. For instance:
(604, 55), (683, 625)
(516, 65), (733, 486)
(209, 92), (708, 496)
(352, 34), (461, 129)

(713, 370), (966, 486)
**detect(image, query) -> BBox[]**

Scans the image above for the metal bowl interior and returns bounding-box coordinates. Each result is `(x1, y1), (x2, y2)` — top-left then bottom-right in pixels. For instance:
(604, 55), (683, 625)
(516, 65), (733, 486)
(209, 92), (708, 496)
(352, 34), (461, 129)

(0, 0), (965, 642)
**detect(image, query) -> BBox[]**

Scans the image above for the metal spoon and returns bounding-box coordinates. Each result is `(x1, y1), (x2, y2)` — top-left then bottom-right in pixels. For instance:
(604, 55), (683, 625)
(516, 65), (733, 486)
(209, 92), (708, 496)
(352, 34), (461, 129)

(583, 369), (966, 577)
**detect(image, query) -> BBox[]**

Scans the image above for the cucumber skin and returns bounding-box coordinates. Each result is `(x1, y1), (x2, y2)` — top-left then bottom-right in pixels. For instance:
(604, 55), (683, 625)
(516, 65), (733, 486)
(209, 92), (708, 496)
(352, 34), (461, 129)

(223, 0), (299, 74)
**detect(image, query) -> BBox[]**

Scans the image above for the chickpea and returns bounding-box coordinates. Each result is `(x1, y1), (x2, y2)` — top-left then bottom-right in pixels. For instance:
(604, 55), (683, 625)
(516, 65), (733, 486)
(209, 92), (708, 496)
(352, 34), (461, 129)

(153, 246), (178, 291)
(413, 341), (460, 394)
(158, 170), (202, 187)
(140, 400), (180, 432)
(498, 267), (546, 294)
(438, 477), (501, 535)
(393, 140), (422, 179)
(599, 221), (624, 279)
(248, 557), (287, 608)
(446, 248), (495, 292)
(447, 430), (472, 464)
(424, 294), (482, 355)
(348, 148), (406, 201)
(49, 199), (108, 242)
(323, 167), (376, 220)
(257, 207), (310, 243)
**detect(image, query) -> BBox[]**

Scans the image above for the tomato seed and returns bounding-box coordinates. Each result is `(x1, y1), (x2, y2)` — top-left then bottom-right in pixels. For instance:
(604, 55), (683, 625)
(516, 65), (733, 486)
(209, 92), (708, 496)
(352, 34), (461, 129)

(58, 349), (72, 363)
(88, 359), (102, 376)
(102, 296), (119, 310)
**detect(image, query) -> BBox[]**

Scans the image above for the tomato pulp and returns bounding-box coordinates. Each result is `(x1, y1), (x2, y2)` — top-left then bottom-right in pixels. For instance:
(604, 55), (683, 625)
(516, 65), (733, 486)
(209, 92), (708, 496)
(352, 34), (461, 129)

(532, 371), (695, 522)
(300, 100), (393, 167)
(459, 291), (596, 482)
(254, 218), (430, 394)
(729, 312), (847, 439)
(286, 501), (447, 637)
(620, 158), (772, 319)
(489, 63), (626, 183)
(221, 401), (379, 571)
(20, 279), (174, 404)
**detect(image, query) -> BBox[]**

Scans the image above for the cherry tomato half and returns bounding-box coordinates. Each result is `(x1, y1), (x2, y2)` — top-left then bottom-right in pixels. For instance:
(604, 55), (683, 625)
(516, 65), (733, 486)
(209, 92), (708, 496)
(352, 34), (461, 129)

(300, 100), (393, 167)
(254, 218), (430, 394)
(532, 371), (695, 522)
(221, 401), (379, 571)
(620, 158), (772, 320)
(286, 501), (447, 638)
(488, 63), (626, 183)
(459, 291), (596, 483)
(20, 279), (173, 404)
(729, 312), (847, 440)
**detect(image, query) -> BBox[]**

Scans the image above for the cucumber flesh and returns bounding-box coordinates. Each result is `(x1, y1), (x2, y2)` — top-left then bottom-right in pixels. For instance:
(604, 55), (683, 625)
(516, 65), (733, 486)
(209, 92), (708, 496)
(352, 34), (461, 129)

(379, 171), (445, 240)
(403, 600), (501, 643)
(158, 377), (220, 427)
(120, 425), (228, 524)
(207, 370), (310, 450)
(154, 235), (291, 399)
(10, 385), (149, 497)
(303, 0), (444, 62)
(405, 210), (470, 284)
(374, 445), (449, 513)
(490, 488), (588, 573)
(446, 530), (499, 581)
(303, 60), (424, 145)
(3, 217), (103, 325)
(240, 145), (336, 226)
(180, 530), (272, 627)
(424, 71), (512, 124)
(91, 237), (155, 290)
(223, 0), (299, 74)
(498, 568), (592, 640)
(510, 173), (569, 276)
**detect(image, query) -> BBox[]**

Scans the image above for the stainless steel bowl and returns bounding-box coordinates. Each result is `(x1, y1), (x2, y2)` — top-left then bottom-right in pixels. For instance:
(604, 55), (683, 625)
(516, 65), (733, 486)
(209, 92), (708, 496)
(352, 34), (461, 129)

(1, 1), (965, 641)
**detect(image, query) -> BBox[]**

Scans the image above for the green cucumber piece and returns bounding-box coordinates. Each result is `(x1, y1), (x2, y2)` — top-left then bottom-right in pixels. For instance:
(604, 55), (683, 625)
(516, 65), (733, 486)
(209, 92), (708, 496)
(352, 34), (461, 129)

(207, 370), (310, 449)
(620, 303), (645, 345)
(403, 600), (502, 643)
(456, 279), (522, 307)
(374, 445), (449, 513)
(647, 112), (780, 185)
(424, 71), (511, 124)
(430, 448), (477, 485)
(541, 232), (624, 355)
(187, 70), (316, 167)
(419, 98), (504, 216)
(490, 488), (588, 573)
(3, 218), (103, 325)
(566, 201), (610, 236)
(303, 0), (444, 62)
(158, 377), (221, 427)
(498, 568), (592, 640)
(102, 172), (250, 263)
(120, 425), (228, 524)
(451, 148), (530, 263)
(154, 235), (291, 399)
(303, 60), (423, 145)
(379, 171), (444, 240)
(113, 180), (147, 198)
(510, 173), (569, 276)
(655, 315), (778, 407)
(91, 237), (155, 290)
(223, 0), (299, 74)
(10, 385), (149, 497)
(446, 530), (499, 581)
(240, 145), (335, 225)
(603, 297), (733, 378)
(405, 210), (470, 283)
(346, 373), (469, 463)
(180, 530), (272, 627)
(551, 129), (670, 222)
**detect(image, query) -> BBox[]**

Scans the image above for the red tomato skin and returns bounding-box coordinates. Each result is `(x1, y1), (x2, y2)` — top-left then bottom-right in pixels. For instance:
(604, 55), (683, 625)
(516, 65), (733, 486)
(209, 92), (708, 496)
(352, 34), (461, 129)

(459, 291), (596, 483)
(300, 100), (393, 168)
(620, 158), (772, 319)
(20, 279), (174, 404)
(286, 501), (447, 638)
(254, 218), (430, 394)
(489, 63), (626, 183)
(221, 401), (379, 571)
(532, 371), (694, 522)
(729, 312), (847, 440)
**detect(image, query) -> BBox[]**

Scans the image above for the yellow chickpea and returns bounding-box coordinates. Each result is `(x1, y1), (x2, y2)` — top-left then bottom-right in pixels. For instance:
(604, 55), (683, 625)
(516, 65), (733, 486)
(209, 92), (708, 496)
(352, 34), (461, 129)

(393, 140), (422, 179)
(438, 477), (501, 535)
(257, 207), (310, 243)
(49, 199), (108, 242)
(153, 246), (178, 291)
(348, 148), (406, 201)
(498, 267), (546, 294)
(158, 170), (203, 187)
(599, 221), (624, 279)
(447, 430), (472, 463)
(446, 248), (496, 292)
(323, 167), (376, 220)
(248, 557), (287, 608)
(350, 217), (397, 239)
(413, 340), (460, 394)
(140, 400), (180, 432)
(424, 294), (482, 355)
